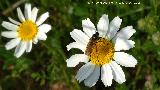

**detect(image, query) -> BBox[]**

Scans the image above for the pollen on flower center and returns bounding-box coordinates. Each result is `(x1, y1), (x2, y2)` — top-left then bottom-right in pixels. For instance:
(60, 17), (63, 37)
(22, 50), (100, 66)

(18, 20), (38, 41)
(85, 34), (114, 66)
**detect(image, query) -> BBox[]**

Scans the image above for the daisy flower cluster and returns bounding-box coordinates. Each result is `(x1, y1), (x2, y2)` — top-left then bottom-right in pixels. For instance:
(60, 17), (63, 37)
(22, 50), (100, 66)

(0, 2), (138, 88)
(1, 3), (51, 58)
(66, 14), (137, 87)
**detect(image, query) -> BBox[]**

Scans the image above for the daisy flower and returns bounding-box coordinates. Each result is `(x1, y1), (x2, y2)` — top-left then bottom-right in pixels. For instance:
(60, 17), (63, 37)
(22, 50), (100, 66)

(1, 3), (51, 58)
(66, 14), (137, 87)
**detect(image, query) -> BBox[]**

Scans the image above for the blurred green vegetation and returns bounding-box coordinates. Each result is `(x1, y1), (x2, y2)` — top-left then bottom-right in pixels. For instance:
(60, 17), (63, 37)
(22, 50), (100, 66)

(0, 0), (160, 90)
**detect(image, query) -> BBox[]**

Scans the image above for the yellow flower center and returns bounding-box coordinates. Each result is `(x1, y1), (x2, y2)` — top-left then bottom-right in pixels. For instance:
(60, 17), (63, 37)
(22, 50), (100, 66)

(85, 34), (114, 66)
(18, 20), (38, 41)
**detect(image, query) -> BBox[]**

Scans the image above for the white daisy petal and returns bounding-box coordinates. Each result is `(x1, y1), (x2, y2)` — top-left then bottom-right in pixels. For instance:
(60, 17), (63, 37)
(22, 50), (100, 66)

(115, 26), (136, 40)
(17, 7), (25, 22)
(66, 42), (86, 52)
(31, 7), (39, 22)
(38, 24), (51, 33)
(114, 37), (135, 51)
(36, 12), (49, 26)
(110, 61), (126, 84)
(33, 37), (38, 44)
(5, 38), (20, 50)
(1, 21), (18, 31)
(82, 18), (96, 37)
(24, 3), (32, 20)
(75, 62), (95, 83)
(70, 29), (89, 45)
(97, 14), (109, 37)
(1, 31), (18, 38)
(37, 32), (47, 40)
(101, 64), (113, 87)
(8, 17), (20, 25)
(14, 41), (27, 58)
(26, 40), (32, 52)
(66, 54), (89, 67)
(108, 16), (122, 39)
(114, 52), (137, 67)
(84, 66), (100, 87)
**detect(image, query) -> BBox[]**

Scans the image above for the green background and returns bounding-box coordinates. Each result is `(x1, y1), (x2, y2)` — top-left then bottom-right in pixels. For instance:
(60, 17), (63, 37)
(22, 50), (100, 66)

(0, 0), (160, 90)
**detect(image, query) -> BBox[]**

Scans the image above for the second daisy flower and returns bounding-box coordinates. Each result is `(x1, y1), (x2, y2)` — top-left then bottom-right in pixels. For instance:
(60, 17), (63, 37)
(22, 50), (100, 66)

(1, 3), (51, 58)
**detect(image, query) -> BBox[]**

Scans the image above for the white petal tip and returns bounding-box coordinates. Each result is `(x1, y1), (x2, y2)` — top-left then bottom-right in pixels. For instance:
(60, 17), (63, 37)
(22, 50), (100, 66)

(115, 16), (122, 24)
(1, 32), (5, 36)
(76, 79), (83, 83)
(33, 42), (38, 44)
(1, 21), (8, 28)
(82, 18), (90, 22)
(102, 14), (108, 17)
(129, 26), (136, 33)
(129, 61), (138, 67)
(44, 12), (49, 17)
(115, 16), (122, 21)
(25, 3), (31, 5)
(66, 60), (74, 67)
(133, 29), (136, 33)
(17, 7), (21, 11)
(8, 17), (11, 20)
(5, 45), (10, 50)
(103, 84), (112, 87)
(66, 45), (71, 51)
(1, 21), (5, 25)
(26, 49), (31, 52)
(14, 54), (20, 58)
(118, 79), (126, 84)
(47, 25), (52, 32)
(36, 12), (49, 26)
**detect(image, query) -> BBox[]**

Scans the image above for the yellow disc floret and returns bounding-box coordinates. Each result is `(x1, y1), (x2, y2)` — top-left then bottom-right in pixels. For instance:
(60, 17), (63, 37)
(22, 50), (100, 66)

(85, 37), (114, 66)
(18, 20), (38, 41)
